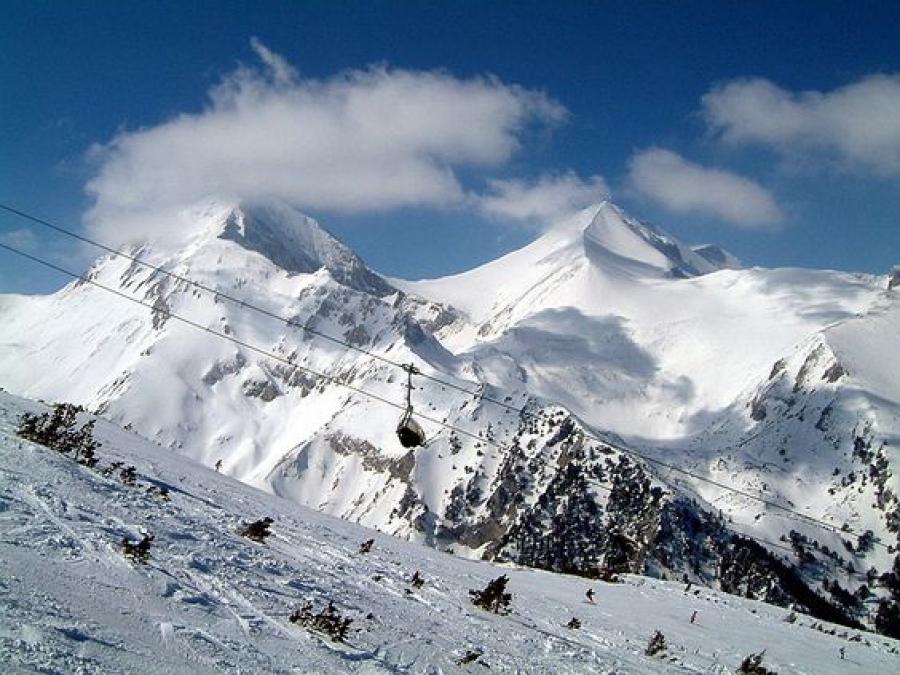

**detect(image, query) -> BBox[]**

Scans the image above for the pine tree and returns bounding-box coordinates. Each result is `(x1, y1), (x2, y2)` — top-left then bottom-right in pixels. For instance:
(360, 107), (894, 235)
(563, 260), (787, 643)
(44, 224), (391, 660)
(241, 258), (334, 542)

(645, 630), (667, 656)
(736, 650), (777, 674)
(456, 650), (483, 665)
(875, 600), (900, 639)
(238, 517), (274, 542)
(73, 419), (100, 467)
(469, 575), (512, 614)
(289, 600), (353, 642)
(119, 465), (138, 486)
(17, 403), (100, 461)
(121, 534), (154, 563)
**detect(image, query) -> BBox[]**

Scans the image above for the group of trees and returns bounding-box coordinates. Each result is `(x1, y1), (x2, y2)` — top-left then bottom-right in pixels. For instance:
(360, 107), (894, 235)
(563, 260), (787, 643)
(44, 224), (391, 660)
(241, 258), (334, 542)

(17, 403), (159, 496)
(17, 403), (99, 467)
(17, 403), (167, 564)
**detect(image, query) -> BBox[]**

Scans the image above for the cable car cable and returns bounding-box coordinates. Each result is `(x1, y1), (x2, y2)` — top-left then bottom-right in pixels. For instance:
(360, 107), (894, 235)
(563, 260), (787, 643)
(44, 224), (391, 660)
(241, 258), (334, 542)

(0, 224), (890, 552)
(0, 202), (528, 418)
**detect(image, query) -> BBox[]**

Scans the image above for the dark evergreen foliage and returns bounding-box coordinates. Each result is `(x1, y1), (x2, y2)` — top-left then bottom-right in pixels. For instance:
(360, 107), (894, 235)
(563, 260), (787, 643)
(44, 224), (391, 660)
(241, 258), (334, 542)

(237, 517), (274, 542)
(119, 465), (138, 486)
(875, 600), (900, 639)
(146, 484), (170, 500)
(456, 649), (483, 665)
(488, 437), (876, 634)
(469, 574), (512, 614)
(718, 536), (862, 630)
(736, 650), (777, 674)
(880, 556), (900, 600)
(289, 600), (353, 642)
(502, 454), (657, 577)
(121, 534), (154, 563)
(644, 630), (666, 656)
(856, 529), (876, 554)
(16, 403), (100, 466)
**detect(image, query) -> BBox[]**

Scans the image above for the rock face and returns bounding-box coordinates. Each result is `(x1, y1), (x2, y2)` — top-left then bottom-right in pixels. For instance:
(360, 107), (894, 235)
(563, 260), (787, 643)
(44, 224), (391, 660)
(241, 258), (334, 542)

(1, 198), (898, 635)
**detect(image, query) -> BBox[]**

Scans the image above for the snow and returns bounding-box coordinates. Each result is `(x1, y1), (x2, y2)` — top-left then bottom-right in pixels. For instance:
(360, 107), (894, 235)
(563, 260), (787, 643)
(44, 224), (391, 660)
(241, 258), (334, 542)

(1, 197), (898, 640)
(399, 205), (891, 443)
(3, 389), (898, 673)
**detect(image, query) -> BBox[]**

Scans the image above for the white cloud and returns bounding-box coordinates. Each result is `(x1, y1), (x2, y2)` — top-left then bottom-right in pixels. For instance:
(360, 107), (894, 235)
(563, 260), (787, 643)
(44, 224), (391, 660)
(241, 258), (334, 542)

(477, 172), (610, 225)
(627, 148), (784, 228)
(702, 74), (900, 175)
(85, 40), (567, 247)
(0, 228), (39, 251)
(248, 37), (296, 85)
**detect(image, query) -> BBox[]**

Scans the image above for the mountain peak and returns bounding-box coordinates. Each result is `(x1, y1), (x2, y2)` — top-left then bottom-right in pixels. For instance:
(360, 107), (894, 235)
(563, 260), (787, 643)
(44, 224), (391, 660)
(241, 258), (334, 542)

(183, 198), (394, 296)
(582, 202), (728, 278)
(218, 200), (348, 274)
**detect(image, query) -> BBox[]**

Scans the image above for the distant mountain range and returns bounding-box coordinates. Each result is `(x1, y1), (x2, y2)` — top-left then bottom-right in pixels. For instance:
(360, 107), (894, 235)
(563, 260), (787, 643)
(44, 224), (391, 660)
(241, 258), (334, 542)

(1, 198), (898, 635)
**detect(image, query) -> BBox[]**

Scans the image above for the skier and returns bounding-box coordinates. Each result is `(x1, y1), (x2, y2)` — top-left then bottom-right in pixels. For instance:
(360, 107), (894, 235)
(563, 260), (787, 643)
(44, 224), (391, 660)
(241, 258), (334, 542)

(690, 610), (698, 624)
(215, 458), (223, 472)
(585, 588), (595, 604)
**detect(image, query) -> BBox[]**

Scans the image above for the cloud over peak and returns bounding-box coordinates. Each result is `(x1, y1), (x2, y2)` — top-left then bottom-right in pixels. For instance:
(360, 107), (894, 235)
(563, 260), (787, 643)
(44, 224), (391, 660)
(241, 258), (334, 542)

(85, 40), (567, 246)
(627, 148), (784, 228)
(477, 172), (610, 226)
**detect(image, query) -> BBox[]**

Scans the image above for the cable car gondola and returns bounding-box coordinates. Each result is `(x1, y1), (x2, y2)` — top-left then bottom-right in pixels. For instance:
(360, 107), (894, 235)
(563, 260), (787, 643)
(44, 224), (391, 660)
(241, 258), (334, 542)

(396, 364), (426, 448)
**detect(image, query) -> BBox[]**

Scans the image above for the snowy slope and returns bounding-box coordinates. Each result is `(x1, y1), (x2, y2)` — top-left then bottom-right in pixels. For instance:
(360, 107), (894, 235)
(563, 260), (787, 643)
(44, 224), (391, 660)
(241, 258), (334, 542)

(397, 205), (900, 630)
(3, 390), (899, 674)
(1, 198), (899, 636)
(0, 199), (456, 485)
(400, 203), (891, 442)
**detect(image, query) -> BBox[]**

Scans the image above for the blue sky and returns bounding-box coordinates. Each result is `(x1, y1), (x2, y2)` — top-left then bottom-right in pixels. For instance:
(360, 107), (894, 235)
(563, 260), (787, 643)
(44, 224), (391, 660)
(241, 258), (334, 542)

(2, 1), (899, 293)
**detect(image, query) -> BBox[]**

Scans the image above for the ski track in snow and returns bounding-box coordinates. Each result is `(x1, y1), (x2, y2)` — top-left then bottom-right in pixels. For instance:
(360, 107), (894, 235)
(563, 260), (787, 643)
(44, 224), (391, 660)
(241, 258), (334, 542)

(2, 391), (899, 673)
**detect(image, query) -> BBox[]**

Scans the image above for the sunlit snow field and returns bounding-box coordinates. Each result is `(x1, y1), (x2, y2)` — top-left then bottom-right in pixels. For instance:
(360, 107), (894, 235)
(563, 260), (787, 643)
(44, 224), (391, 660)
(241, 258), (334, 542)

(2, 391), (898, 674)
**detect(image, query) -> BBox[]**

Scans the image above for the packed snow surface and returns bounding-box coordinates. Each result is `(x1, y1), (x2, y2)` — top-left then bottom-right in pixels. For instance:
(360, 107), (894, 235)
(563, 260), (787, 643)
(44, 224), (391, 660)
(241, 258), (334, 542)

(2, 391), (899, 673)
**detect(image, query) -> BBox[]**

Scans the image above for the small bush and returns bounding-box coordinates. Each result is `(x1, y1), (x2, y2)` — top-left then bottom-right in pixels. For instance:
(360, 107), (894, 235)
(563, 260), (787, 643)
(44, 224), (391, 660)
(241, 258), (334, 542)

(736, 650), (777, 674)
(469, 575), (512, 615)
(121, 534), (154, 563)
(359, 538), (374, 554)
(645, 630), (667, 656)
(119, 465), (138, 486)
(289, 600), (353, 642)
(146, 485), (170, 500)
(103, 460), (124, 477)
(456, 650), (483, 665)
(237, 517), (274, 542)
(566, 617), (582, 630)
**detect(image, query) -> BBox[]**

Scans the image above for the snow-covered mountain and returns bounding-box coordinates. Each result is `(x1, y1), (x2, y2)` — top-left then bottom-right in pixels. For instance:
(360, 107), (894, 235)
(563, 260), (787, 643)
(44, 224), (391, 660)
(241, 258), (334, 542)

(5, 391), (899, 673)
(1, 198), (898, 636)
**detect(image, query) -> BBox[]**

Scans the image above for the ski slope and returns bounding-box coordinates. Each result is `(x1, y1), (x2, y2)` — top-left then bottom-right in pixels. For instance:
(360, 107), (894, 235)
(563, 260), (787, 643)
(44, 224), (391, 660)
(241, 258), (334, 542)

(2, 390), (898, 673)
